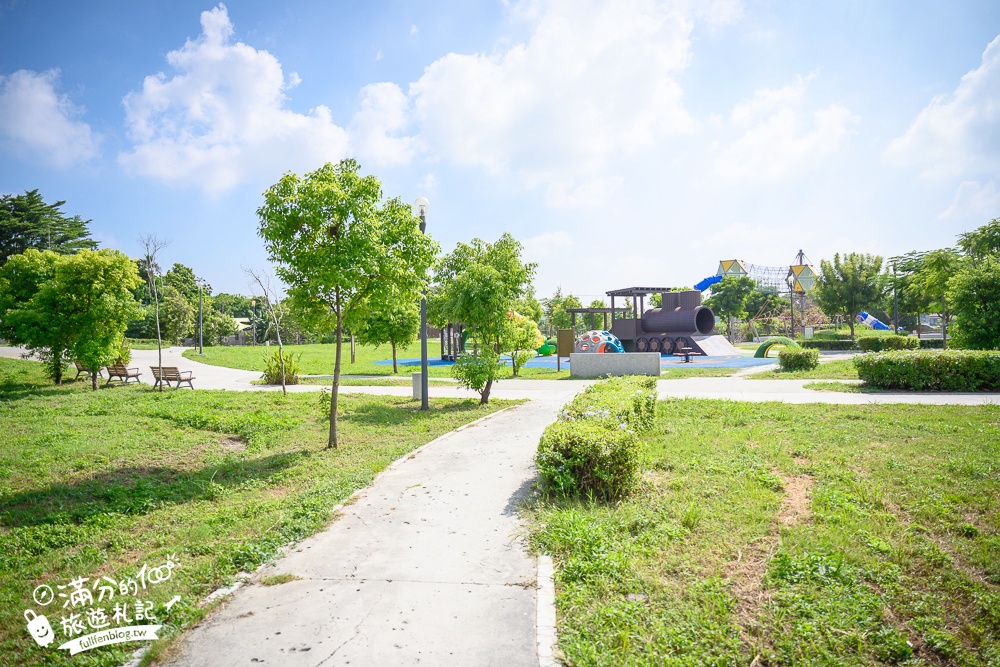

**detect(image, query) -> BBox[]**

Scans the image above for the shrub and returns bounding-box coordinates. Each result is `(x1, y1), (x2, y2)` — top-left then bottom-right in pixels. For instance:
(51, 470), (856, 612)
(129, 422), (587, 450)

(854, 350), (1000, 391)
(113, 339), (132, 365)
(559, 375), (657, 433)
(261, 349), (301, 385)
(535, 420), (641, 500)
(801, 340), (856, 351)
(918, 338), (944, 349)
(779, 348), (819, 372)
(535, 376), (657, 500)
(858, 336), (919, 352)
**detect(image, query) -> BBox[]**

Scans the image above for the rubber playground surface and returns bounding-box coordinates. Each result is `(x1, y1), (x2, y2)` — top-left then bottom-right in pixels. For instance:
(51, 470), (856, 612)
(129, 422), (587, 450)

(374, 354), (779, 370)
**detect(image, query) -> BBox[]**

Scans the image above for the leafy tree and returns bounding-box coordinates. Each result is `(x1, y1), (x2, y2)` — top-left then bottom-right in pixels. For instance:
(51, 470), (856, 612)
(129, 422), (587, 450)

(159, 285), (195, 344)
(911, 249), (961, 348)
(353, 299), (420, 373)
(203, 308), (239, 345)
(258, 159), (438, 448)
(506, 313), (544, 377)
(812, 253), (888, 339)
(948, 256), (1000, 350)
(516, 293), (544, 324)
(164, 263), (209, 304)
(957, 218), (1000, 266)
(0, 190), (97, 264)
(705, 276), (756, 341)
(434, 233), (536, 404)
(212, 292), (254, 318)
(0, 249), (140, 388)
(541, 288), (583, 334)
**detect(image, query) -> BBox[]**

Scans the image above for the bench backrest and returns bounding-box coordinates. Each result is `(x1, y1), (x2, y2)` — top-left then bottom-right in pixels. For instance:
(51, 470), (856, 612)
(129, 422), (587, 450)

(151, 366), (182, 380)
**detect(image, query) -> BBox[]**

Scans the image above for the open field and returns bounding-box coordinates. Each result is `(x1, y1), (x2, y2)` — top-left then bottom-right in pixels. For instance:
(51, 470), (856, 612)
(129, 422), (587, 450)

(529, 399), (1000, 666)
(0, 357), (510, 666)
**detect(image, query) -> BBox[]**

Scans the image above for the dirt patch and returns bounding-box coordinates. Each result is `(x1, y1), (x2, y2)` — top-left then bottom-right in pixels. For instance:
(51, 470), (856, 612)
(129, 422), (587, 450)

(220, 436), (246, 452)
(778, 475), (815, 526)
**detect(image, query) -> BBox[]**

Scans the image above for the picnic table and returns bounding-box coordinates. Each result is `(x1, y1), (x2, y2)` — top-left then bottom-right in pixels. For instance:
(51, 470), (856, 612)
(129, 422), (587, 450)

(673, 347), (703, 363)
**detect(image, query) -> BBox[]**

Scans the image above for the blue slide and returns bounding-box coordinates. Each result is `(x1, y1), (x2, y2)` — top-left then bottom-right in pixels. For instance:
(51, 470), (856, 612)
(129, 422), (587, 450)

(695, 275), (723, 291)
(857, 311), (892, 331)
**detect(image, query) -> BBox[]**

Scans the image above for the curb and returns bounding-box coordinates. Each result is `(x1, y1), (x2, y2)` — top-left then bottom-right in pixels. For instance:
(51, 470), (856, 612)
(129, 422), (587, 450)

(536, 554), (559, 667)
(119, 402), (520, 667)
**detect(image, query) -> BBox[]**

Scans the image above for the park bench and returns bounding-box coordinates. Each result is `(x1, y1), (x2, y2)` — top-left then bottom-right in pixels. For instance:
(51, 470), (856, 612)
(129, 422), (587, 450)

(673, 347), (703, 363)
(150, 366), (195, 390)
(105, 364), (142, 385)
(74, 361), (100, 380)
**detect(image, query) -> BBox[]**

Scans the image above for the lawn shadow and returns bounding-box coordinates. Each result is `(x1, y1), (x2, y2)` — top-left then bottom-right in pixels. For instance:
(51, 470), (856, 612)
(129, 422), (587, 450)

(0, 451), (305, 527)
(339, 398), (485, 426)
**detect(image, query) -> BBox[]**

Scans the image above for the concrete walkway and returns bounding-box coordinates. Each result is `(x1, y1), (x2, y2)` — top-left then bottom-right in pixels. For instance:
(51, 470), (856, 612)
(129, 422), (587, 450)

(162, 395), (576, 667)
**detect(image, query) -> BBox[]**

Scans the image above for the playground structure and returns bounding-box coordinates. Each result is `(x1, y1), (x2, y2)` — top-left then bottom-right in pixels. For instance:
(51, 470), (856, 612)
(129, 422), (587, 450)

(606, 287), (720, 356)
(857, 311), (892, 331)
(574, 330), (624, 354)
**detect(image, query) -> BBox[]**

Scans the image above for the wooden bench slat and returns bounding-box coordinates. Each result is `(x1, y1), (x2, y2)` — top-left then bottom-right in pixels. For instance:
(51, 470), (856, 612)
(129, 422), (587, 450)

(150, 366), (195, 389)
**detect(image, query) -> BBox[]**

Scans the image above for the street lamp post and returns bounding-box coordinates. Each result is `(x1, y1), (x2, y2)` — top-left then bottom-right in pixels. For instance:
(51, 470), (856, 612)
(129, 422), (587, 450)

(198, 281), (204, 355)
(892, 264), (899, 334)
(251, 299), (256, 346)
(414, 197), (430, 411)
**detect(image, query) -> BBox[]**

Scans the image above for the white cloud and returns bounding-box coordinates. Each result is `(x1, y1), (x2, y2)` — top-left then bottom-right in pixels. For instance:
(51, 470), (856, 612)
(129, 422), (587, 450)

(118, 4), (348, 194)
(349, 82), (420, 166)
(714, 75), (858, 182)
(522, 230), (574, 260)
(0, 69), (100, 167)
(405, 0), (695, 206)
(409, 25), (419, 36)
(885, 34), (1000, 179)
(939, 180), (1000, 220)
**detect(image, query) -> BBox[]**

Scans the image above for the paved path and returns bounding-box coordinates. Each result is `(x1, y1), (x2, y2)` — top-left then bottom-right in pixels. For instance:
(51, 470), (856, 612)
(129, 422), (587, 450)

(162, 395), (575, 667)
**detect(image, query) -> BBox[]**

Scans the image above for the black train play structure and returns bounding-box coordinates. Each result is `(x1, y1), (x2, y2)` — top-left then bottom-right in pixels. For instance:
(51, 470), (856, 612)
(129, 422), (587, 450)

(606, 286), (716, 355)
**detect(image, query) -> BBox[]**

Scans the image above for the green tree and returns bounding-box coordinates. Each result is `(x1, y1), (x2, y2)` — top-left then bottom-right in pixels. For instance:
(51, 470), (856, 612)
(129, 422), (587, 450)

(159, 285), (195, 344)
(353, 299), (420, 373)
(812, 253), (888, 339)
(516, 293), (544, 324)
(506, 314), (543, 377)
(541, 288), (583, 334)
(258, 159), (438, 448)
(0, 190), (97, 264)
(434, 233), (536, 403)
(948, 256), (1000, 350)
(0, 249), (140, 388)
(957, 218), (1000, 266)
(911, 248), (961, 348)
(705, 276), (756, 341)
(164, 263), (209, 305)
(203, 308), (239, 345)
(212, 292), (254, 318)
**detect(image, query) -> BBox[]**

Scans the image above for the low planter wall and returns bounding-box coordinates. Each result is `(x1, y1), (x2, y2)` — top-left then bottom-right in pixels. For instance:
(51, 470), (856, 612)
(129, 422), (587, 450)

(569, 352), (661, 377)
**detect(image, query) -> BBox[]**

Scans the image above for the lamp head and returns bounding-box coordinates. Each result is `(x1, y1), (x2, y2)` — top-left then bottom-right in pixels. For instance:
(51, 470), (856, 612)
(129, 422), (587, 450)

(414, 197), (430, 233)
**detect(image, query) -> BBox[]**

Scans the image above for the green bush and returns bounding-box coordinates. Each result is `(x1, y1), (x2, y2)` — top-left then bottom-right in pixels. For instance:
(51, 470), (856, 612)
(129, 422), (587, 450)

(801, 340), (856, 351)
(535, 420), (641, 500)
(778, 348), (820, 371)
(559, 375), (657, 432)
(854, 350), (1000, 391)
(858, 336), (919, 352)
(918, 338), (945, 349)
(261, 349), (301, 385)
(535, 376), (656, 500)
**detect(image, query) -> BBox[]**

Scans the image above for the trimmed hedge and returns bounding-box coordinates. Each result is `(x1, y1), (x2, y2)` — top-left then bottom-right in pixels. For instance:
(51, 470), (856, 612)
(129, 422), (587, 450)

(536, 376), (656, 500)
(858, 336), (919, 352)
(801, 340), (856, 351)
(918, 338), (945, 349)
(778, 348), (820, 372)
(854, 350), (1000, 391)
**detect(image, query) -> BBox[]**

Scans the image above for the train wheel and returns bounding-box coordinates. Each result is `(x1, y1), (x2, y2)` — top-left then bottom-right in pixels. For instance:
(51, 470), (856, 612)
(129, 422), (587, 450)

(661, 338), (675, 354)
(648, 337), (661, 353)
(636, 337), (648, 352)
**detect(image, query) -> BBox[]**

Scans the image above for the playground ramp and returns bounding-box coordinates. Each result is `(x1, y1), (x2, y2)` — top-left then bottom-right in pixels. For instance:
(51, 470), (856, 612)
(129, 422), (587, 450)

(692, 334), (741, 356)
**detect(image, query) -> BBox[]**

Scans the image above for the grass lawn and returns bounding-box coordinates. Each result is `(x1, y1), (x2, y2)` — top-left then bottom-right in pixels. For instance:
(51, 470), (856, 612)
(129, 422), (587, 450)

(529, 399), (1000, 666)
(662, 367), (740, 378)
(0, 357), (510, 667)
(748, 358), (859, 380)
(804, 381), (872, 393)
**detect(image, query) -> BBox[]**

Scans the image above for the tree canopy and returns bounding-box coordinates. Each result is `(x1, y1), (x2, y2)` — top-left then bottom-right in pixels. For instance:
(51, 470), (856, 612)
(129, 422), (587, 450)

(812, 253), (888, 338)
(258, 159), (438, 447)
(433, 233), (536, 403)
(0, 190), (97, 264)
(0, 249), (140, 387)
(705, 276), (756, 340)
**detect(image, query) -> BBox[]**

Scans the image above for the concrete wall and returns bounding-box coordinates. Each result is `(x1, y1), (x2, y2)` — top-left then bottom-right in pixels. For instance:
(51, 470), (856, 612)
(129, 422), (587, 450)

(569, 352), (661, 377)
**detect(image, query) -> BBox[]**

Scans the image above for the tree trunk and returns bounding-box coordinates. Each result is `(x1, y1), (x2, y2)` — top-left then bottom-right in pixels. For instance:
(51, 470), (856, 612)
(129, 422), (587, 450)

(940, 297), (948, 350)
(480, 378), (493, 405)
(91, 369), (98, 391)
(154, 284), (164, 393)
(848, 317), (855, 340)
(327, 299), (342, 449)
(391, 341), (397, 374)
(53, 352), (62, 385)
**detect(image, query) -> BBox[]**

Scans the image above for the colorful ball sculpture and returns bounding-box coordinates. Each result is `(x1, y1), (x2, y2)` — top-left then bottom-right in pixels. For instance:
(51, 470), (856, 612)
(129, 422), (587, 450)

(574, 330), (624, 354)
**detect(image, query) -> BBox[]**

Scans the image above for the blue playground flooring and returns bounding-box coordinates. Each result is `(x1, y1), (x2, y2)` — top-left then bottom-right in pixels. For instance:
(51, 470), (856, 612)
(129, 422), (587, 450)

(374, 354), (778, 370)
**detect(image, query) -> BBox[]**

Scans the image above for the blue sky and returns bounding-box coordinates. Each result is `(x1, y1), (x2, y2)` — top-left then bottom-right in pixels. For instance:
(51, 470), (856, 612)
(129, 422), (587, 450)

(1, 1), (999, 302)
